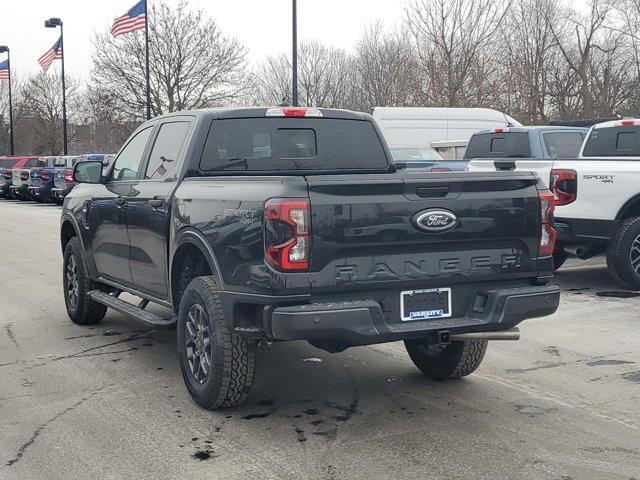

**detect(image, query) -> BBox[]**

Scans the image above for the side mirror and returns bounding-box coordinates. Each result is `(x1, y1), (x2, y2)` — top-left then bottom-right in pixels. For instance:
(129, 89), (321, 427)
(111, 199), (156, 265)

(73, 161), (103, 184)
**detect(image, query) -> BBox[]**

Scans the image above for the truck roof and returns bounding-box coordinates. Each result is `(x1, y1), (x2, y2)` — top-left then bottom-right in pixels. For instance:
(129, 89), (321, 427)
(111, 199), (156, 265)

(591, 118), (640, 130)
(155, 107), (370, 122)
(472, 125), (589, 135)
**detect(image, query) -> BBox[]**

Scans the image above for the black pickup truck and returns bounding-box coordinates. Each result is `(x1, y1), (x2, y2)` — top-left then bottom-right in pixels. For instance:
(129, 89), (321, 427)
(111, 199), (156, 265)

(60, 107), (560, 409)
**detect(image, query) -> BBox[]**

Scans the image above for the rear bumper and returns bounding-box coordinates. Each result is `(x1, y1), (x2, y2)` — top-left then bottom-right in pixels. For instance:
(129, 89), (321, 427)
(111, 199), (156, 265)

(28, 184), (52, 199)
(51, 186), (73, 199)
(0, 181), (11, 197)
(555, 217), (618, 246)
(267, 285), (560, 346)
(9, 184), (29, 198)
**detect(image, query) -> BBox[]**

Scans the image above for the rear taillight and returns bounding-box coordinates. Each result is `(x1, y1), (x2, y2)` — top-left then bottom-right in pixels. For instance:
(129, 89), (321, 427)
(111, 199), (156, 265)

(41, 171), (52, 181)
(490, 127), (509, 133)
(20, 172), (28, 181)
(264, 198), (310, 271)
(549, 169), (577, 206)
(64, 169), (74, 184)
(3, 171), (10, 180)
(538, 190), (557, 257)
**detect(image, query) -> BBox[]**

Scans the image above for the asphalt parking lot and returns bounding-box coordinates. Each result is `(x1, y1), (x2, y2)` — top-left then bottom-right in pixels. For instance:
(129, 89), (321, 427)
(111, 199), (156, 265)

(0, 200), (639, 480)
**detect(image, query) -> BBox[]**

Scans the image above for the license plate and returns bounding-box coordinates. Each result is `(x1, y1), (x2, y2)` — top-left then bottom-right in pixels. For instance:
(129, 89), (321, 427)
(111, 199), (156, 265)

(401, 288), (452, 321)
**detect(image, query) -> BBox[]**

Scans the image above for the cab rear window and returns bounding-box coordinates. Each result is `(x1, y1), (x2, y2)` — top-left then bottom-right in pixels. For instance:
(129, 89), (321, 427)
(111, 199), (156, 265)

(465, 132), (531, 159)
(200, 118), (388, 172)
(582, 126), (640, 157)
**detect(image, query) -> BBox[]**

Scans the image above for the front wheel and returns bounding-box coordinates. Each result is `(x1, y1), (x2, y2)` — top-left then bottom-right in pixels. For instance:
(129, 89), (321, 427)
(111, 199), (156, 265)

(404, 338), (488, 379)
(63, 237), (107, 325)
(177, 276), (256, 409)
(607, 216), (640, 290)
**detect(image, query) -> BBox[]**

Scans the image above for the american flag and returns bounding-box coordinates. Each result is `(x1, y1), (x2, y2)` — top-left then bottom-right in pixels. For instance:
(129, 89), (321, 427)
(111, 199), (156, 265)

(0, 59), (9, 80)
(111, 0), (147, 37)
(38, 37), (63, 72)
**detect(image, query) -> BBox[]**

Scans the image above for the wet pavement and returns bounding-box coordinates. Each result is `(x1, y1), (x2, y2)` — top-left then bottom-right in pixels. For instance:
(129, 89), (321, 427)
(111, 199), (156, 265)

(0, 200), (639, 479)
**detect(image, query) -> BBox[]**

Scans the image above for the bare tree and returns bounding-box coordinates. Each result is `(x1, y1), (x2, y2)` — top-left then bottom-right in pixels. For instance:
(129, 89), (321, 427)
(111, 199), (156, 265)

(0, 79), (11, 154)
(92, 0), (248, 119)
(498, 0), (561, 123)
(76, 86), (139, 154)
(549, 0), (616, 118)
(406, 0), (510, 107)
(253, 40), (352, 108)
(349, 21), (419, 111)
(18, 72), (79, 155)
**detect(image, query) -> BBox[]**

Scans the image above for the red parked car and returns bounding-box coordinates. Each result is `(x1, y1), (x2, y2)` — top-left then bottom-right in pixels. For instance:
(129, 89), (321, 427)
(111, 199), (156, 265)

(0, 156), (42, 200)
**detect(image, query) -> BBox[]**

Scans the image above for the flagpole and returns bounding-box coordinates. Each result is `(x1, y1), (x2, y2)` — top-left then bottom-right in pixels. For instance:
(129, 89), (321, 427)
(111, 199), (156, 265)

(7, 50), (13, 156)
(60, 24), (68, 155)
(145, 0), (151, 120)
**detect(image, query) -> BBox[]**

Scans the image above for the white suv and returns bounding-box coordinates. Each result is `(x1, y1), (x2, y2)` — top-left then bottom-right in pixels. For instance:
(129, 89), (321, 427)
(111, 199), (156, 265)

(469, 119), (640, 289)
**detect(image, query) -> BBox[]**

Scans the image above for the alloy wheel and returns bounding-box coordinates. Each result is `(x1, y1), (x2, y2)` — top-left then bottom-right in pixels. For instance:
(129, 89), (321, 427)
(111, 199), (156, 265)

(631, 234), (640, 275)
(185, 303), (212, 384)
(66, 254), (79, 309)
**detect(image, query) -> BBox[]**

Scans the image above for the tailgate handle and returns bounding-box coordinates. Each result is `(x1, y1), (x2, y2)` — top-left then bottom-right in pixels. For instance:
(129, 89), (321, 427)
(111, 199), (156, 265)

(494, 161), (516, 171)
(415, 186), (450, 198)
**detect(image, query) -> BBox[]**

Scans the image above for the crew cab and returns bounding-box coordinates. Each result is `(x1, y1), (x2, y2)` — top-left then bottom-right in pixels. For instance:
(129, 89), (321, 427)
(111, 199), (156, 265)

(0, 156), (42, 199)
(468, 119), (640, 289)
(60, 107), (560, 409)
(464, 126), (588, 161)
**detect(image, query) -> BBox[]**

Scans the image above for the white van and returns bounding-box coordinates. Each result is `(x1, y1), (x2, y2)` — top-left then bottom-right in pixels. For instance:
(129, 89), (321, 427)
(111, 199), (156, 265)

(373, 107), (522, 151)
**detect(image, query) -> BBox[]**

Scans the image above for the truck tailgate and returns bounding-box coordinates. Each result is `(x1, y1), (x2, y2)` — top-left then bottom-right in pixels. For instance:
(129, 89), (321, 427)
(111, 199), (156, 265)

(468, 158), (554, 188)
(307, 172), (542, 295)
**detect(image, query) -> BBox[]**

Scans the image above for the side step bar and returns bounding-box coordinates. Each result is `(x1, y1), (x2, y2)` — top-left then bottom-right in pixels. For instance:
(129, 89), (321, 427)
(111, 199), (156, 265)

(88, 290), (176, 329)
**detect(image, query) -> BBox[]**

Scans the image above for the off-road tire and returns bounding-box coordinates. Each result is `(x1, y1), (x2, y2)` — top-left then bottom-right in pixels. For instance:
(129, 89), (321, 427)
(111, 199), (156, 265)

(63, 236), (107, 325)
(404, 339), (488, 380)
(607, 216), (640, 290)
(177, 276), (256, 409)
(553, 247), (568, 271)
(52, 197), (63, 206)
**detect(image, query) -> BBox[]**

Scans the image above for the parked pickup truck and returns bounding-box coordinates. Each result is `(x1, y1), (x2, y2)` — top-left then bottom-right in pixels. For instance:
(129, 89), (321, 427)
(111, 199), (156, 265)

(1, 157), (43, 199)
(468, 118), (640, 289)
(51, 155), (115, 204)
(464, 126), (588, 161)
(61, 107), (560, 409)
(29, 156), (65, 203)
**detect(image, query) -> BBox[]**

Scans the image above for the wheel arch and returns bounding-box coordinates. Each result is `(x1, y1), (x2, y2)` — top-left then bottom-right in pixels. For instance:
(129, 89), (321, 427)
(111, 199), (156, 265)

(170, 228), (224, 312)
(616, 194), (640, 221)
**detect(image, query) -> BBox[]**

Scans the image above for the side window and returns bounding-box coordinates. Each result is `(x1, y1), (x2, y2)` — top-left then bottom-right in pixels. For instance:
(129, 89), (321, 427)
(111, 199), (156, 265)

(144, 121), (191, 180)
(543, 132), (585, 158)
(111, 126), (154, 181)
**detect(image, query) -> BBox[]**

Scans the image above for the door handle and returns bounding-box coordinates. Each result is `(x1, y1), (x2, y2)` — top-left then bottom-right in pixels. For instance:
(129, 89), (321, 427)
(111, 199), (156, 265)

(115, 197), (127, 206)
(148, 198), (165, 208)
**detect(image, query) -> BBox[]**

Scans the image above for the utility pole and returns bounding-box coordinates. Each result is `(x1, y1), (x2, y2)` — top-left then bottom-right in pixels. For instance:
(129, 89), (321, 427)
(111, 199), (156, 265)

(292, 0), (298, 107)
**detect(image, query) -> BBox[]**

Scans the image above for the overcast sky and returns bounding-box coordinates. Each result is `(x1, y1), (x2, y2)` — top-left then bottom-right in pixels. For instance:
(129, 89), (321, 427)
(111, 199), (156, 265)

(0, 0), (406, 79)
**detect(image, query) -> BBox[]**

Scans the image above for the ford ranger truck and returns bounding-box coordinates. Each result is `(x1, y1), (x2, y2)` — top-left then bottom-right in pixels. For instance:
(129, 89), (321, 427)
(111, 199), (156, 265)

(60, 107), (560, 409)
(468, 119), (640, 288)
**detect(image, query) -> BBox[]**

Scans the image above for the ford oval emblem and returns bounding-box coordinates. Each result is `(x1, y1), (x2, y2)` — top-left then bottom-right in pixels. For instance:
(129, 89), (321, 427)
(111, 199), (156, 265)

(413, 209), (458, 233)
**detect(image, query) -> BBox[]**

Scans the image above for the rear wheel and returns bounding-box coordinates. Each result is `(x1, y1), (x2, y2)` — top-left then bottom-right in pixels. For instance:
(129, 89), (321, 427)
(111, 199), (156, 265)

(177, 276), (256, 409)
(404, 338), (488, 379)
(63, 236), (107, 325)
(607, 216), (640, 290)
